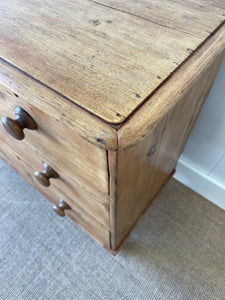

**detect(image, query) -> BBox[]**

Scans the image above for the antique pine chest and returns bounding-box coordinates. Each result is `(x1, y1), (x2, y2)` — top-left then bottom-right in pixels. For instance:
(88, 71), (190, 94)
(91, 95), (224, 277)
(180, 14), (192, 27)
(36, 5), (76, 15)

(0, 0), (225, 254)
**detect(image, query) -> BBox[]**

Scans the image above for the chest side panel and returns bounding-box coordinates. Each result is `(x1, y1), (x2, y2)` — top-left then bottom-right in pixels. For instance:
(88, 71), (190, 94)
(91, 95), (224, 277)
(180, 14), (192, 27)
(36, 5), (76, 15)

(111, 45), (225, 251)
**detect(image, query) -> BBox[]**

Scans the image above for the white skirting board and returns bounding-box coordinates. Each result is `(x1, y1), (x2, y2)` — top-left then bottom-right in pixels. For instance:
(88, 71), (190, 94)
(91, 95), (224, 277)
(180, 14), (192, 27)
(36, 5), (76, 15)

(174, 158), (225, 211)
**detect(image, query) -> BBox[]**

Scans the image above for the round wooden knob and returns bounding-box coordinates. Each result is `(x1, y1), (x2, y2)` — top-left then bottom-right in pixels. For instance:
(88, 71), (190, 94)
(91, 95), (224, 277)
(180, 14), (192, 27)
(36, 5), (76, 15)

(34, 163), (59, 187)
(1, 106), (37, 140)
(53, 199), (71, 217)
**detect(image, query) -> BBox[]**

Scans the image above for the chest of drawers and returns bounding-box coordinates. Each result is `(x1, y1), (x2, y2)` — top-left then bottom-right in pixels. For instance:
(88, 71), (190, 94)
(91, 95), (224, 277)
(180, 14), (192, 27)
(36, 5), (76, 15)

(0, 0), (225, 254)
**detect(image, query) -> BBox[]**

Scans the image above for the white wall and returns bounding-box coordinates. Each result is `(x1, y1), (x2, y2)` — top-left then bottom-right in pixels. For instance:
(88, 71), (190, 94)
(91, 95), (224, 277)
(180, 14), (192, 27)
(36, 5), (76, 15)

(174, 58), (225, 210)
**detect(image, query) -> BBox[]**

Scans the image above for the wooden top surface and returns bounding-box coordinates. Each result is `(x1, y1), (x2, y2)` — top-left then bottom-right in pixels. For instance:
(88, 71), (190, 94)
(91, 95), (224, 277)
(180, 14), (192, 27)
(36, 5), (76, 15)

(0, 0), (225, 124)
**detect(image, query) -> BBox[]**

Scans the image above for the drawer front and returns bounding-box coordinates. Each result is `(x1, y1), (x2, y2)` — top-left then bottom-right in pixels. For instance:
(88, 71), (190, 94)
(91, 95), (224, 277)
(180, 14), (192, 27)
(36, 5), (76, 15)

(0, 141), (110, 249)
(0, 74), (109, 198)
(0, 126), (110, 229)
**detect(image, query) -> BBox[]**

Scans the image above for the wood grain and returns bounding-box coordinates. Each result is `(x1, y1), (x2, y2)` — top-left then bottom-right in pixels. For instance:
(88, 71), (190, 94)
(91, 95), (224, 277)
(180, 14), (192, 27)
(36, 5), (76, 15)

(66, 209), (110, 251)
(118, 23), (225, 149)
(0, 59), (117, 151)
(0, 0), (224, 123)
(110, 44), (225, 250)
(0, 134), (110, 228)
(92, 0), (225, 37)
(0, 139), (111, 248)
(0, 0), (225, 254)
(0, 76), (110, 196)
(107, 150), (118, 249)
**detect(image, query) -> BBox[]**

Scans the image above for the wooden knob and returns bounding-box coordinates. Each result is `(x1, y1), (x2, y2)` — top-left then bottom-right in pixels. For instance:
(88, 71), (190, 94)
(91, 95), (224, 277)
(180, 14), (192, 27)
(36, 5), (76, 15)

(34, 163), (59, 187)
(1, 106), (37, 140)
(53, 199), (71, 217)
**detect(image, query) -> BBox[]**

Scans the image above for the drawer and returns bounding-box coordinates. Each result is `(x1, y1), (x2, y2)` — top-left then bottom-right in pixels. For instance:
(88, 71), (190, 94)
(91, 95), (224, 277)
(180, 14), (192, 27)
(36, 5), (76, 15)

(0, 141), (111, 249)
(0, 129), (110, 228)
(0, 70), (109, 198)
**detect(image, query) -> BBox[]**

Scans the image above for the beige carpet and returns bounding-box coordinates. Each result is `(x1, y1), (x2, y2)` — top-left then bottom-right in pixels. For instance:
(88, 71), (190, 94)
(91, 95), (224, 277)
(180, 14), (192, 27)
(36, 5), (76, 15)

(0, 158), (225, 300)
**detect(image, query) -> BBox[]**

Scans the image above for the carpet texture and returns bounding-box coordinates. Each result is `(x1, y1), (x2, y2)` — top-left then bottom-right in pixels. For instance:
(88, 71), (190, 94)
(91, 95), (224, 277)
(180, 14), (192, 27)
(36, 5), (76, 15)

(0, 158), (225, 300)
